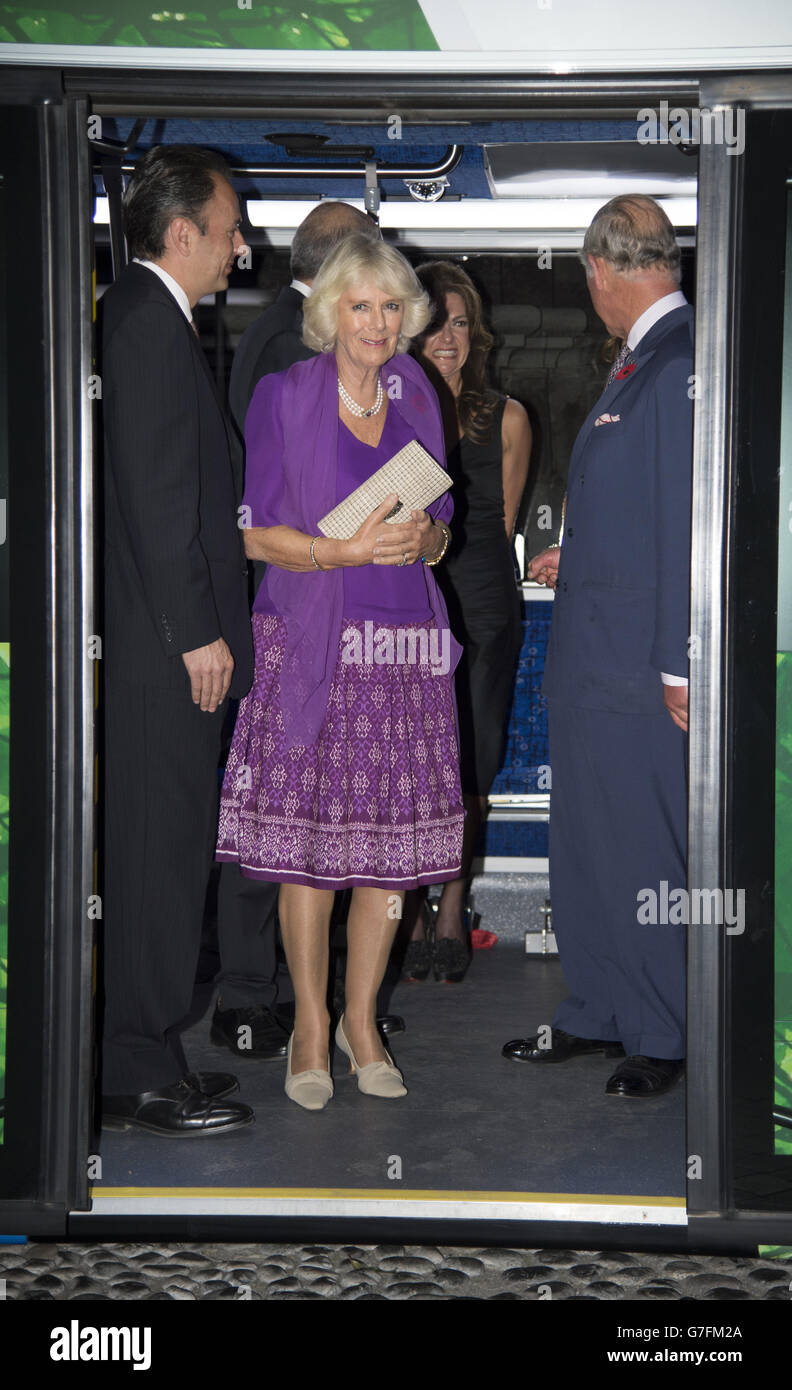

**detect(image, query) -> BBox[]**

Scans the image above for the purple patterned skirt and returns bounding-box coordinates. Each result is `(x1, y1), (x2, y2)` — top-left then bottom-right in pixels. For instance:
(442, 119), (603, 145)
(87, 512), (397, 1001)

(216, 614), (464, 890)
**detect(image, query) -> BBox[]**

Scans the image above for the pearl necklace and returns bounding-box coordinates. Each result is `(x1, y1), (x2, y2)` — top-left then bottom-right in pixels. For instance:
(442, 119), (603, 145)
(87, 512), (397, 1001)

(338, 377), (384, 418)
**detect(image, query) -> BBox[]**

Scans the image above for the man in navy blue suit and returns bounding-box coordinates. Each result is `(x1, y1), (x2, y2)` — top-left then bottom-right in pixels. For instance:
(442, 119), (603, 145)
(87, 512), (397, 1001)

(504, 195), (692, 1097)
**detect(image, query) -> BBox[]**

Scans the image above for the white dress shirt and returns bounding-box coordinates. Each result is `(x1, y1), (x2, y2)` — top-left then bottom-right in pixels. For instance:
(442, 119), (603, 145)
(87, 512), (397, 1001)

(290, 278), (312, 298)
(626, 289), (687, 353)
(133, 258), (193, 324)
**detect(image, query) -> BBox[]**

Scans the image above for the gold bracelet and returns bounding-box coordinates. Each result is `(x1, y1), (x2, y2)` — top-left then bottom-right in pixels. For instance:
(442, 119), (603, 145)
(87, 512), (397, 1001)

(423, 521), (450, 566)
(310, 535), (324, 570)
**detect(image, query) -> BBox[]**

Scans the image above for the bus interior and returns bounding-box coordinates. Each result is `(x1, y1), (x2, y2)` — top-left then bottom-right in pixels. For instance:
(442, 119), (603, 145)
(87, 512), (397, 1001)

(87, 107), (698, 1239)
(3, 54), (792, 1250)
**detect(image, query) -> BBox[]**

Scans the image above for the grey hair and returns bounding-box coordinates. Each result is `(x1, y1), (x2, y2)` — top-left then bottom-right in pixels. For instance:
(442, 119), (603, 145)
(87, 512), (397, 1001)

(290, 200), (378, 281)
(302, 233), (431, 354)
(579, 194), (682, 283)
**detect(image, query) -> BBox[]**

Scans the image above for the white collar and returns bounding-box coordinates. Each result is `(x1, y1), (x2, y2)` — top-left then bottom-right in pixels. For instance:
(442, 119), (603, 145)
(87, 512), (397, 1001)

(290, 279), (312, 298)
(133, 258), (193, 324)
(627, 290), (687, 352)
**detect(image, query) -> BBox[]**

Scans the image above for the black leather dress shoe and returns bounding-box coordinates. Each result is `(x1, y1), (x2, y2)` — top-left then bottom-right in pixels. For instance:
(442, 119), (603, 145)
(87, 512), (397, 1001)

(184, 1071), (239, 1100)
(211, 1004), (290, 1059)
(377, 1014), (405, 1037)
(605, 1055), (685, 1098)
(502, 1027), (625, 1064)
(101, 1079), (254, 1137)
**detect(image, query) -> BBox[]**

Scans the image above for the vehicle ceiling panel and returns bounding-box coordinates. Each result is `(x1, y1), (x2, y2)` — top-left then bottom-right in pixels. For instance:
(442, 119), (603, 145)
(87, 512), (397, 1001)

(99, 116), (641, 201)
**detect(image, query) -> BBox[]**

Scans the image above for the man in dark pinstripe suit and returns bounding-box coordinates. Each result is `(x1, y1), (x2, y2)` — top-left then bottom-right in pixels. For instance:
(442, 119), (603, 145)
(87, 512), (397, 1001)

(100, 146), (255, 1136)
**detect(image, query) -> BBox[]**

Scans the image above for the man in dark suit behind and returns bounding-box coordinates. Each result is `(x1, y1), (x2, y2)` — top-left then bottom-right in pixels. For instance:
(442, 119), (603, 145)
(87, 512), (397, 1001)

(227, 200), (376, 429)
(504, 195), (692, 1099)
(101, 145), (255, 1136)
(211, 201), (378, 1060)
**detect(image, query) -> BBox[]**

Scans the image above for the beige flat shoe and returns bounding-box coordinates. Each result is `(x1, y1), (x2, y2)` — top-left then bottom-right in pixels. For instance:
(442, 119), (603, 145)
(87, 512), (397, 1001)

(335, 1015), (407, 1098)
(285, 1034), (333, 1111)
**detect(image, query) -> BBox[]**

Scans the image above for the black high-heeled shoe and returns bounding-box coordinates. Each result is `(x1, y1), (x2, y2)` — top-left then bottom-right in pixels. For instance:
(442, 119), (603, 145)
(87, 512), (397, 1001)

(433, 902), (479, 983)
(433, 935), (471, 983)
(400, 899), (435, 982)
(400, 940), (432, 981)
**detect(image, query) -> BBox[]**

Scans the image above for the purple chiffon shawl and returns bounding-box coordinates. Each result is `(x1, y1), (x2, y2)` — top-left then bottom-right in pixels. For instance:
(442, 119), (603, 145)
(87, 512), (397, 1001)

(258, 349), (460, 748)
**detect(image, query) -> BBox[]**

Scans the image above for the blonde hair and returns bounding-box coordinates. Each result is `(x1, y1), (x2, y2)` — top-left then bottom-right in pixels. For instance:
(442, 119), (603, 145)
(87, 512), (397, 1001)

(302, 233), (431, 354)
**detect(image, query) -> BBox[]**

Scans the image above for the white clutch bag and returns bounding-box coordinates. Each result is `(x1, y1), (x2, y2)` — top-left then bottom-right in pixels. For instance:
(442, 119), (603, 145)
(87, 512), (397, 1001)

(317, 440), (452, 540)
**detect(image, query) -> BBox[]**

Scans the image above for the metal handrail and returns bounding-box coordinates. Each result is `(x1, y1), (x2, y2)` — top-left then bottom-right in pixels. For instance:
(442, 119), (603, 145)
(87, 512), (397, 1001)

(106, 145), (464, 182)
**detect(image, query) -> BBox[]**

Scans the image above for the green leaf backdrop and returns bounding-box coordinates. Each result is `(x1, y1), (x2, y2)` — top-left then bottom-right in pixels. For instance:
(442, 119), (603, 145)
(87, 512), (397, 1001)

(0, 645), (8, 1146)
(776, 652), (792, 1155)
(0, 1), (438, 50)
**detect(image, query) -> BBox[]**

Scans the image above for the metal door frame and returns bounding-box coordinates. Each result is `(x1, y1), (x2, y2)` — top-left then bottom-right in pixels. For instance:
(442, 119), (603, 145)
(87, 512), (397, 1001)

(8, 61), (792, 1245)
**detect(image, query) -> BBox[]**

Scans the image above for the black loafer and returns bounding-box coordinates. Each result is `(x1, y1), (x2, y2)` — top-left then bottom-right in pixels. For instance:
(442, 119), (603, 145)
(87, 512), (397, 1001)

(210, 1004), (290, 1059)
(101, 1079), (254, 1137)
(502, 1027), (625, 1063)
(184, 1071), (239, 1100)
(605, 1055), (685, 1098)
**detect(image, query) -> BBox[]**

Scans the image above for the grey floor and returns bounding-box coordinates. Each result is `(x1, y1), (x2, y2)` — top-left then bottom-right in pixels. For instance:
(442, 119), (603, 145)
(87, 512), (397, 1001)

(98, 941), (685, 1198)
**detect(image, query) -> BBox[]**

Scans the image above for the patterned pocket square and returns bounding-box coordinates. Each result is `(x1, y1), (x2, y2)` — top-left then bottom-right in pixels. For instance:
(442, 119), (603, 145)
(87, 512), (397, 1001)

(594, 413), (621, 427)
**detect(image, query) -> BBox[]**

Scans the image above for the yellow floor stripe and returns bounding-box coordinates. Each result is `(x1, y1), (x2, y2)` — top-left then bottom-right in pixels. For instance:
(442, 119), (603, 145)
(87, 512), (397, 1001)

(93, 1186), (685, 1206)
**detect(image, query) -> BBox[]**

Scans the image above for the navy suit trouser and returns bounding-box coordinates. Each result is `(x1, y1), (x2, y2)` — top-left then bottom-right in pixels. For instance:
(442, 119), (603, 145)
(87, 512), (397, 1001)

(547, 700), (687, 1059)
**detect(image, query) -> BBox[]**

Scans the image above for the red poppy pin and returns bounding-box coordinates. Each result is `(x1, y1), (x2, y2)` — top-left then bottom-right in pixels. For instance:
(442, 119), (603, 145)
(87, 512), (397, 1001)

(615, 362), (636, 380)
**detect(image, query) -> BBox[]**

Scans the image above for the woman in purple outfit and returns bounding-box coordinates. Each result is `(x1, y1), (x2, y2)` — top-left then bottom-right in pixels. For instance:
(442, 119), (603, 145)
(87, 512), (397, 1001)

(216, 234), (464, 1110)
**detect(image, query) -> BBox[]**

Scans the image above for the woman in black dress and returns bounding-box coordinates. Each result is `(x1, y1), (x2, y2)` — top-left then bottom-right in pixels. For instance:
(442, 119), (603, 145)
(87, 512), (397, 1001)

(402, 261), (532, 981)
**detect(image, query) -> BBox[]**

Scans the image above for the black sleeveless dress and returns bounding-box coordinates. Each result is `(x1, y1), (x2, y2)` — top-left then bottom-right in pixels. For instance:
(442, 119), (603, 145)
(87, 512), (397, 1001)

(438, 394), (522, 796)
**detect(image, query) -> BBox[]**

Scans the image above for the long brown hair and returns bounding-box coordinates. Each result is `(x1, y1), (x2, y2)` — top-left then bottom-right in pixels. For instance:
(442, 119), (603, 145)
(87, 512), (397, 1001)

(414, 261), (498, 444)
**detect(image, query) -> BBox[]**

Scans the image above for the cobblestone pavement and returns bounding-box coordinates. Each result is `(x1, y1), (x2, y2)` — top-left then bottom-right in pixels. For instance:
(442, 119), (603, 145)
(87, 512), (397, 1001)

(2, 1242), (791, 1300)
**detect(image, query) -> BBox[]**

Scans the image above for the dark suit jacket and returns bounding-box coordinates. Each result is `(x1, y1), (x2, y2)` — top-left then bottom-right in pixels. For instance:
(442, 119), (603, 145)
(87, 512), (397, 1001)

(101, 262), (253, 699)
(543, 303), (694, 714)
(228, 284), (314, 438)
(228, 284), (316, 598)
